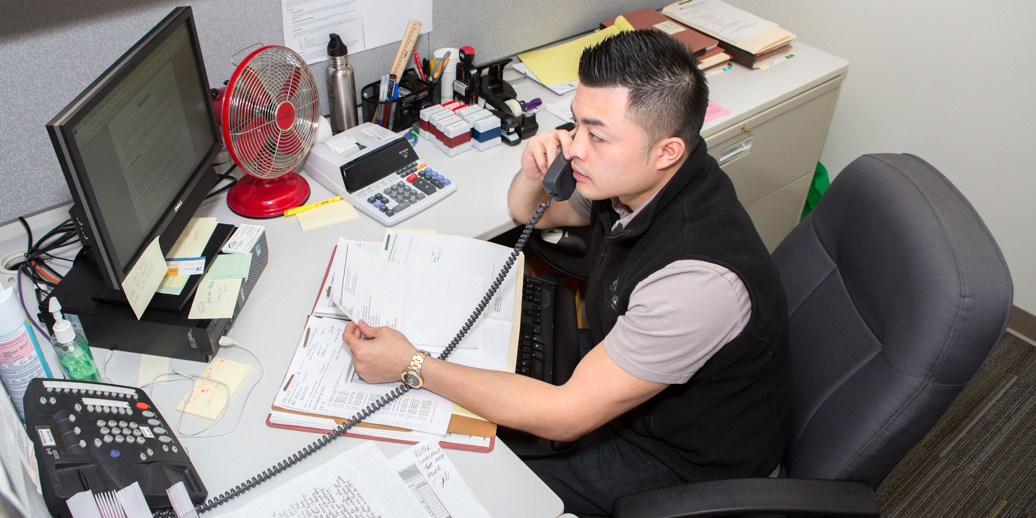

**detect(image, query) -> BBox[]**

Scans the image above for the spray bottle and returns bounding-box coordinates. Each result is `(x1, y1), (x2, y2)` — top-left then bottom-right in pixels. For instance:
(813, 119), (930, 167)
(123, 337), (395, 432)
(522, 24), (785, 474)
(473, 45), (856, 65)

(48, 298), (100, 382)
(0, 286), (52, 419)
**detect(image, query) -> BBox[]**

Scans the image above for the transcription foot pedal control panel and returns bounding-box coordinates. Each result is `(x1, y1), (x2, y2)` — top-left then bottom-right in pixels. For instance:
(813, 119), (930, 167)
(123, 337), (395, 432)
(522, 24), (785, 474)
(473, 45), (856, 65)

(23, 378), (206, 517)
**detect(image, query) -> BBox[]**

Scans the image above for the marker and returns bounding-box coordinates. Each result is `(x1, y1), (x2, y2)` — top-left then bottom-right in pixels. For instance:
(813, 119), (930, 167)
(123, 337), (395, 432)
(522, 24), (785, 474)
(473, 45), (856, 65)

(283, 196), (341, 217)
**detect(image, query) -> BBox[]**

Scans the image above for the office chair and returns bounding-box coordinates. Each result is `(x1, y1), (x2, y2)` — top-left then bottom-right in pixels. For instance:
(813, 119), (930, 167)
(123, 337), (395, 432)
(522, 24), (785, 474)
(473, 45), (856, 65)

(611, 154), (1014, 517)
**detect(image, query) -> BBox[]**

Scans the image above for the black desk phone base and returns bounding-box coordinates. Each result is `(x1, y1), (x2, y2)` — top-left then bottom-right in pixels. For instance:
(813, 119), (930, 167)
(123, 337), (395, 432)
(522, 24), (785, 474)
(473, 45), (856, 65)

(23, 378), (206, 517)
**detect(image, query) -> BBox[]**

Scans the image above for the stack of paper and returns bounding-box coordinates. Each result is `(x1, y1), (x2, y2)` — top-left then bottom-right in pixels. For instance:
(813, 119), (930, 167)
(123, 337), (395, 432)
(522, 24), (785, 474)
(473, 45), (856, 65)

(600, 8), (731, 72)
(663, 0), (796, 69)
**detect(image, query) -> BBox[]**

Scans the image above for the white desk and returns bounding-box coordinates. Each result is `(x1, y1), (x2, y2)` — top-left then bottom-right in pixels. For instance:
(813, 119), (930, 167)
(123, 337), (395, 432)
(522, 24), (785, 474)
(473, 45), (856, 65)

(0, 40), (847, 518)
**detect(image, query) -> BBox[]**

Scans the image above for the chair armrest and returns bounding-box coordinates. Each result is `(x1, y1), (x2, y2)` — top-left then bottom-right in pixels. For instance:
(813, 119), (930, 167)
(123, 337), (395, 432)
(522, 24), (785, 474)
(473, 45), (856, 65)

(611, 477), (880, 518)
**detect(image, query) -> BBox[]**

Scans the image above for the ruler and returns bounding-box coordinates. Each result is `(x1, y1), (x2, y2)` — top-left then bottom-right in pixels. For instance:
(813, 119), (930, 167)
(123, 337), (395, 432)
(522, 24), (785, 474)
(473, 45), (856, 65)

(389, 20), (423, 79)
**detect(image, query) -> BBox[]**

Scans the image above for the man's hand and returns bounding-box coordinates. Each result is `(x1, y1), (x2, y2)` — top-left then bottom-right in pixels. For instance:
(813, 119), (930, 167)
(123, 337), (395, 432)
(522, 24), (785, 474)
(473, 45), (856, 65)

(520, 128), (574, 182)
(341, 320), (417, 384)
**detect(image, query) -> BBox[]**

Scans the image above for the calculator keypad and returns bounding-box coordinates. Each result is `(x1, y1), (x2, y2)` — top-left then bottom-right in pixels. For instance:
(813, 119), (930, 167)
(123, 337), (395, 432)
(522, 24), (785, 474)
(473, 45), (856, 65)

(355, 162), (452, 220)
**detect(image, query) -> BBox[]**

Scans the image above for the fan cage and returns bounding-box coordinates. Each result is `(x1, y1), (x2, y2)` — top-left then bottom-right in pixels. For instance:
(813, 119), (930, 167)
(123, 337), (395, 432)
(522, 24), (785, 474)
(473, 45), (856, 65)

(223, 46), (320, 179)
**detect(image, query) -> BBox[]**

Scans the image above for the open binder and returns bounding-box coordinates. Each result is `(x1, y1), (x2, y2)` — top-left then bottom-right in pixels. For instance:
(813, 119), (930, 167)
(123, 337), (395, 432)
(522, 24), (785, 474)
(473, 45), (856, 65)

(267, 238), (524, 453)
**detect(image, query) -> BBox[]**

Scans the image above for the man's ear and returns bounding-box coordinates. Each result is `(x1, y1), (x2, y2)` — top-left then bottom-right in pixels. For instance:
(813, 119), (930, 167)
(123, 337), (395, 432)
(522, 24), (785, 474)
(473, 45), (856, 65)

(652, 136), (686, 171)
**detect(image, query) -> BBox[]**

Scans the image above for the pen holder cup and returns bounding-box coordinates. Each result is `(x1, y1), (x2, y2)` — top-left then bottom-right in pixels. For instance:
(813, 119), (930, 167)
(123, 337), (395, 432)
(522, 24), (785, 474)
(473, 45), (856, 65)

(361, 69), (438, 132)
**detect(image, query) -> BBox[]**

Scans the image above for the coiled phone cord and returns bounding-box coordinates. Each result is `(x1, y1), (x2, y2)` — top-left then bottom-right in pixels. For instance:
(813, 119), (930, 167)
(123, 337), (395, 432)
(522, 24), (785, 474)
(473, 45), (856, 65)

(157, 196), (555, 517)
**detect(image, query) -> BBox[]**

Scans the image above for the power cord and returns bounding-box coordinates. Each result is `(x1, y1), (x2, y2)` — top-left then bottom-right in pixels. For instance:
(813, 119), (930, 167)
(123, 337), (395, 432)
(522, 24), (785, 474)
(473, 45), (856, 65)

(160, 195), (557, 517)
(136, 337), (263, 440)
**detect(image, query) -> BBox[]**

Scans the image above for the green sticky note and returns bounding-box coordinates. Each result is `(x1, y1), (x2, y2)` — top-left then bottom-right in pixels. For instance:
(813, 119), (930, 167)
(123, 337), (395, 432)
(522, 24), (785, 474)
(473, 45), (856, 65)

(204, 253), (253, 281)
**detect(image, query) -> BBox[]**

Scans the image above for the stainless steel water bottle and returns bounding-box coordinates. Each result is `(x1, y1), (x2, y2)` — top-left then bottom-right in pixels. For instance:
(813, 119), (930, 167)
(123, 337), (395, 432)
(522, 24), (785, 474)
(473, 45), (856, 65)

(326, 33), (358, 132)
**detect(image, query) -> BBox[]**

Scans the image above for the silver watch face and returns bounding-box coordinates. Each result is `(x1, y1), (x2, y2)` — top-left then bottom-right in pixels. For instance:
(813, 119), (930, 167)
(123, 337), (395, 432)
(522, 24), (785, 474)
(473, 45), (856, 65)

(403, 371), (422, 388)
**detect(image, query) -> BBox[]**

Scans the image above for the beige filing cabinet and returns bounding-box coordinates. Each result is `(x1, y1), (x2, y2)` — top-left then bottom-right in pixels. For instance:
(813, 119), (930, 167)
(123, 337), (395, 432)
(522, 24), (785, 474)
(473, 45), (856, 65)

(701, 43), (848, 251)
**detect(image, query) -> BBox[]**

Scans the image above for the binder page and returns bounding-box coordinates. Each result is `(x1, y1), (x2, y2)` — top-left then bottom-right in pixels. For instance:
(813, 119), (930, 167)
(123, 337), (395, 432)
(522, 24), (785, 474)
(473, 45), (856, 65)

(273, 316), (454, 435)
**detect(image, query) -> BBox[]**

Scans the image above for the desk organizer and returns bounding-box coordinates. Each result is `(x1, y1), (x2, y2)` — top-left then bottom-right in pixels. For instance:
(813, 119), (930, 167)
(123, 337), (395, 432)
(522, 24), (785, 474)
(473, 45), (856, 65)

(360, 69), (438, 132)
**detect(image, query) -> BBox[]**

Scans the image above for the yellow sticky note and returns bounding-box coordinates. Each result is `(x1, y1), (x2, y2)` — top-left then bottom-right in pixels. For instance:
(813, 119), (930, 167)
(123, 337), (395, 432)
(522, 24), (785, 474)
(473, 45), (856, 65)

(296, 200), (357, 230)
(138, 354), (170, 387)
(121, 237), (167, 320)
(176, 357), (253, 420)
(157, 275), (189, 296)
(188, 278), (242, 320)
(166, 218), (218, 259)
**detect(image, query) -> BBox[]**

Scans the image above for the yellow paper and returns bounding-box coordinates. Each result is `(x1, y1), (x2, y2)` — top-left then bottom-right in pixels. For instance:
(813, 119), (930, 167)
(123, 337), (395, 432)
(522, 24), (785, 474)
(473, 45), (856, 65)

(296, 200), (357, 230)
(166, 217), (218, 259)
(175, 357), (253, 420)
(121, 237), (167, 320)
(156, 275), (189, 296)
(188, 278), (242, 320)
(138, 354), (170, 387)
(517, 17), (635, 85)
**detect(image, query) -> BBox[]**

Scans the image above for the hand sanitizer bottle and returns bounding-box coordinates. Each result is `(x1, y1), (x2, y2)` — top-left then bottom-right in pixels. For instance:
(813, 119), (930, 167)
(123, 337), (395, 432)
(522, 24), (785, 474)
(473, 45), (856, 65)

(48, 298), (100, 382)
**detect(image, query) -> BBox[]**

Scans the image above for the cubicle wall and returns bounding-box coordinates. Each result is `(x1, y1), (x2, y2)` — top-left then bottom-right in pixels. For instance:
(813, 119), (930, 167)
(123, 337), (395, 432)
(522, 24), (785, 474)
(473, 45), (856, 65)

(0, 0), (670, 224)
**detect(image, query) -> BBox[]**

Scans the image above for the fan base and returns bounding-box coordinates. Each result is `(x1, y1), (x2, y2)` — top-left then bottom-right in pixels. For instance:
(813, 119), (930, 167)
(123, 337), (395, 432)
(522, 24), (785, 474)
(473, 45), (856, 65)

(227, 172), (311, 219)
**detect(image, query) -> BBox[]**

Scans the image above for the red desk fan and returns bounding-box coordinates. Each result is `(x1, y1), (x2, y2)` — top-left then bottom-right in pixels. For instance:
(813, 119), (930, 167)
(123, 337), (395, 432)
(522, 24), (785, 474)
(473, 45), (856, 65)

(221, 45), (319, 218)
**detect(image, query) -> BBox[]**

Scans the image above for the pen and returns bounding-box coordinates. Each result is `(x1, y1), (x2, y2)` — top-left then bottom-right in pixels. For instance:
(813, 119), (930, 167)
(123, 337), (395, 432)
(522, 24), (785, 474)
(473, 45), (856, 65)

(283, 196), (341, 217)
(413, 48), (426, 82)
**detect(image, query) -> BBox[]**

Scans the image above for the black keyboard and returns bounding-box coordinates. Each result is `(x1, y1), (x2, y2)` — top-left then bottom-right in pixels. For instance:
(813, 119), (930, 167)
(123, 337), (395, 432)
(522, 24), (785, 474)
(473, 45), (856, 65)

(498, 275), (580, 457)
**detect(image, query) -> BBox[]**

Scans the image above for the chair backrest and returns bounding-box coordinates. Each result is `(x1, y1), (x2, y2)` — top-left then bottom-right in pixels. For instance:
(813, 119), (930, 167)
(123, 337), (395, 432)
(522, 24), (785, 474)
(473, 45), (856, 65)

(770, 154), (1012, 488)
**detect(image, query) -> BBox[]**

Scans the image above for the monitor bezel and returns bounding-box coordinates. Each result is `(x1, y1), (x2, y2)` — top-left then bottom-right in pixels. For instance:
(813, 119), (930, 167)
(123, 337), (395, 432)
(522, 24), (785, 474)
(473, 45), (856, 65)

(46, 6), (220, 291)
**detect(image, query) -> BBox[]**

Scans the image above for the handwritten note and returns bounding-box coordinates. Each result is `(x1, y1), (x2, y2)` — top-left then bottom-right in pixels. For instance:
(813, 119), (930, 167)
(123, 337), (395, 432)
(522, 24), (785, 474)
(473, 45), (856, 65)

(188, 278), (241, 320)
(211, 442), (429, 517)
(121, 237), (167, 320)
(175, 357), (253, 420)
(407, 440), (490, 517)
(166, 218), (218, 259)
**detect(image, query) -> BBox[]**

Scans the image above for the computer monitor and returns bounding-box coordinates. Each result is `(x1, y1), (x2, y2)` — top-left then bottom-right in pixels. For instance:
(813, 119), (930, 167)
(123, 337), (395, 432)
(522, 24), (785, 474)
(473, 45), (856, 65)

(47, 6), (219, 292)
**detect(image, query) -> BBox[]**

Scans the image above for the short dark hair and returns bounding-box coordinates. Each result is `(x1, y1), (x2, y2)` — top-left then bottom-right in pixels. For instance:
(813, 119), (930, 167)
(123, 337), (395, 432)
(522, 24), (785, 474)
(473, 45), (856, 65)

(578, 29), (709, 152)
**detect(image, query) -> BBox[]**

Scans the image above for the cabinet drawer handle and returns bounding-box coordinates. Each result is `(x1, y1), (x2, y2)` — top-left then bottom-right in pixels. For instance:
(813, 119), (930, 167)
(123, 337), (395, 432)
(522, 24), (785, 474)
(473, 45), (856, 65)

(719, 136), (754, 166)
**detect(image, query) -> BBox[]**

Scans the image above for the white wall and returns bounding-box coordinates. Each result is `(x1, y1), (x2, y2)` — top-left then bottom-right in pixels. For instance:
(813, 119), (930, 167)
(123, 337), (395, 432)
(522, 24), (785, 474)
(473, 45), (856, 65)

(728, 0), (1036, 314)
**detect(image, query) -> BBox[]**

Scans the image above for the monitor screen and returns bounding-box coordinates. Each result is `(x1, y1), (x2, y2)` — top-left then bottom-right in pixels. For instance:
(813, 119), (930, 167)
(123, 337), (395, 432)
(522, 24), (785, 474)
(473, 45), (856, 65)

(47, 7), (219, 291)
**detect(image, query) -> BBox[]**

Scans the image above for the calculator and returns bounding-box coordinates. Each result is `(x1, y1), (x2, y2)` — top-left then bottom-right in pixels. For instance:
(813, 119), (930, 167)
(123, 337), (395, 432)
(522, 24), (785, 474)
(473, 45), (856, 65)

(308, 136), (456, 226)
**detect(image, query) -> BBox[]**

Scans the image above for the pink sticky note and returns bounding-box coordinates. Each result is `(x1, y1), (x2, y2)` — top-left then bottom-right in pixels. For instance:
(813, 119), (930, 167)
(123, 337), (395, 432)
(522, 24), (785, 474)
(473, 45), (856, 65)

(705, 101), (731, 122)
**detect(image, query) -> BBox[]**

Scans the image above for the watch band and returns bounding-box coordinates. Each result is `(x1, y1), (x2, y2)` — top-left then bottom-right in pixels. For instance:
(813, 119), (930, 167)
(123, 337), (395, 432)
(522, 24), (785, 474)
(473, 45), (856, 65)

(409, 350), (429, 373)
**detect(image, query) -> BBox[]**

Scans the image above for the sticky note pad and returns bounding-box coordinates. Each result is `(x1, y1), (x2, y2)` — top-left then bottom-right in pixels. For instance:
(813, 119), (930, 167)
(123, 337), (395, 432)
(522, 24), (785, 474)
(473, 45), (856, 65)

(296, 201), (357, 230)
(176, 357), (253, 420)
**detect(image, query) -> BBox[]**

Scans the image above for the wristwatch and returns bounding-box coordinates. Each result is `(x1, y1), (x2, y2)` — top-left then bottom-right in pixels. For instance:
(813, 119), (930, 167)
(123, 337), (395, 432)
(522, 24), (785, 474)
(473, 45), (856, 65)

(401, 350), (431, 389)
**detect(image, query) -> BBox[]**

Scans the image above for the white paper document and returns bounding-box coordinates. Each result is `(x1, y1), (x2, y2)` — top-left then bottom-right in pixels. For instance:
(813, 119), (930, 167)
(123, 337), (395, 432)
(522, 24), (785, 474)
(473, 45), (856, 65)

(212, 440), (488, 518)
(281, 0), (434, 65)
(668, 0), (777, 42)
(332, 230), (521, 360)
(273, 316), (455, 435)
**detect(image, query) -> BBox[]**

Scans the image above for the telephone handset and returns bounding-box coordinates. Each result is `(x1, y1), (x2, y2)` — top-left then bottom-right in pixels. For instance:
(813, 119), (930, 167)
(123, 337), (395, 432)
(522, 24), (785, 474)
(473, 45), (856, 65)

(542, 154), (576, 201)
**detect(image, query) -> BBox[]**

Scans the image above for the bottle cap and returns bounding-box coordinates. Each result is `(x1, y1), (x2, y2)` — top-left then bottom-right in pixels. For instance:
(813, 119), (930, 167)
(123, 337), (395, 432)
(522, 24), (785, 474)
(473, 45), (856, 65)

(328, 33), (348, 57)
(49, 297), (76, 344)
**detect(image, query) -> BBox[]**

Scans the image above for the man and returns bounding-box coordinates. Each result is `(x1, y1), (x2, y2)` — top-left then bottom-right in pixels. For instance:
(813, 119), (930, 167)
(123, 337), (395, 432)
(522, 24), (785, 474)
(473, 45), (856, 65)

(343, 29), (791, 516)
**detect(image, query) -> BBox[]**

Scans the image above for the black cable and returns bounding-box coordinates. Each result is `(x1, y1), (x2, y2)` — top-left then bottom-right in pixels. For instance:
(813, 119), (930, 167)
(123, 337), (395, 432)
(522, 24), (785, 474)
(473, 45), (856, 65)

(206, 165), (239, 200)
(159, 196), (557, 517)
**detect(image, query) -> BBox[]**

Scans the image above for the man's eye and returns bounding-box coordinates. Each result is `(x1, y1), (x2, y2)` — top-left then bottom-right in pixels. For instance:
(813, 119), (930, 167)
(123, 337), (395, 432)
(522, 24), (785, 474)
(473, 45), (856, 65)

(590, 133), (602, 142)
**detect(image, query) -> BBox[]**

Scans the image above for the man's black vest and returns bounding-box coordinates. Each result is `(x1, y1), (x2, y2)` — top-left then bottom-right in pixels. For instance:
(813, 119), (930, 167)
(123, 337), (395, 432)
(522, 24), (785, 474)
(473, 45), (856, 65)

(585, 140), (792, 481)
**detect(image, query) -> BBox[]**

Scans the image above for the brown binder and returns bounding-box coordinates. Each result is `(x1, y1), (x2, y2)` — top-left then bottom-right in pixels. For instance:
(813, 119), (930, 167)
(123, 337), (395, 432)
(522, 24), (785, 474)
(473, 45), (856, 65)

(601, 7), (718, 55)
